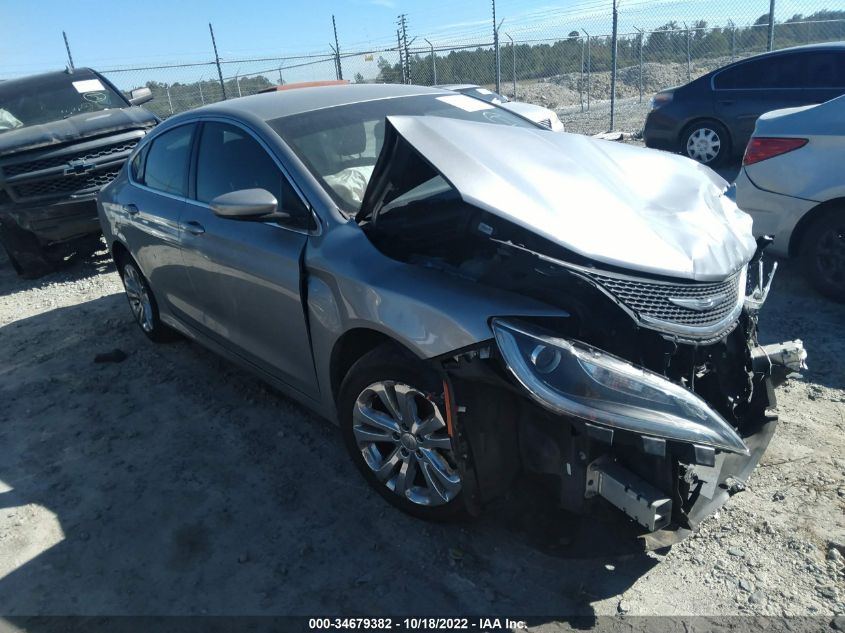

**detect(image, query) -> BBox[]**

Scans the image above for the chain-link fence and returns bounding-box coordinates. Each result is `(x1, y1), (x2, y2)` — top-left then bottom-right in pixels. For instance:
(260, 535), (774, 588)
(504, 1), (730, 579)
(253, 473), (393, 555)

(12, 2), (842, 135)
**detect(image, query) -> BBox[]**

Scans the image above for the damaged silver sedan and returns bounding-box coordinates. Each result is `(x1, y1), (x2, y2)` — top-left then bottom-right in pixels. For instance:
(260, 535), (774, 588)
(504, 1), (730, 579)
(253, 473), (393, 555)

(97, 84), (806, 544)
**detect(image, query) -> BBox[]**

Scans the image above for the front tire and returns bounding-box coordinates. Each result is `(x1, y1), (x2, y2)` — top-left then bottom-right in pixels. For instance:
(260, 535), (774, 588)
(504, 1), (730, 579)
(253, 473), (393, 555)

(338, 345), (467, 521)
(118, 255), (177, 342)
(681, 120), (730, 166)
(0, 222), (55, 278)
(799, 209), (845, 302)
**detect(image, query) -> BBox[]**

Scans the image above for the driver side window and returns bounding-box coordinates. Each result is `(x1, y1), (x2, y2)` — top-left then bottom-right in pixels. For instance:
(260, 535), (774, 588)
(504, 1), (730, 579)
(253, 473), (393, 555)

(195, 121), (310, 227)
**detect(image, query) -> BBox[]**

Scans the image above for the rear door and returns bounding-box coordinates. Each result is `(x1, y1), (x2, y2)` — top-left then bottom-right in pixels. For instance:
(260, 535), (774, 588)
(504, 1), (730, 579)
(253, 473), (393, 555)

(179, 120), (319, 397)
(120, 123), (197, 319)
(714, 51), (844, 152)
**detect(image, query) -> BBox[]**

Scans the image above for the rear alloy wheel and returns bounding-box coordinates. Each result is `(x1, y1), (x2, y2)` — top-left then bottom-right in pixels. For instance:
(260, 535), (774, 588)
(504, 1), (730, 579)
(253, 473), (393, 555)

(119, 257), (177, 342)
(339, 346), (466, 521)
(682, 120), (730, 166)
(800, 210), (845, 303)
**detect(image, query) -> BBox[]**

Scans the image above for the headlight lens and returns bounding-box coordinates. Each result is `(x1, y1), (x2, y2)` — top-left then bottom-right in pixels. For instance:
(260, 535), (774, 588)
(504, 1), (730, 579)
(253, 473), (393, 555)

(492, 319), (749, 454)
(650, 92), (673, 111)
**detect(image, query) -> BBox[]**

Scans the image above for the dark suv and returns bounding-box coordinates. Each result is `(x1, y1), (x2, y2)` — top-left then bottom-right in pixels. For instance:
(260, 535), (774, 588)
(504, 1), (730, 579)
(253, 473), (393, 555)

(644, 42), (845, 165)
(0, 68), (158, 277)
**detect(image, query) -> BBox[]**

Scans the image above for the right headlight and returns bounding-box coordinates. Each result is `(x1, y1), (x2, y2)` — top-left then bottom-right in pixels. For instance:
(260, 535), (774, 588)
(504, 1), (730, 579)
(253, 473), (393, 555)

(491, 319), (748, 454)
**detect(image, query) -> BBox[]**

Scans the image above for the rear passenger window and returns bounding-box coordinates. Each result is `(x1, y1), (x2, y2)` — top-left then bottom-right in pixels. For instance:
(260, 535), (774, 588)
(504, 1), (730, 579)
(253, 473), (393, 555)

(805, 52), (845, 88)
(141, 125), (194, 197)
(714, 51), (845, 90)
(195, 122), (308, 220)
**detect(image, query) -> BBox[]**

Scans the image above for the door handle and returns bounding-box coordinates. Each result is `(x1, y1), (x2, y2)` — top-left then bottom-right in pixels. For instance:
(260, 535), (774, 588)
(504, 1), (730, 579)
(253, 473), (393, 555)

(126, 203), (139, 215)
(183, 220), (205, 236)
(718, 100), (735, 106)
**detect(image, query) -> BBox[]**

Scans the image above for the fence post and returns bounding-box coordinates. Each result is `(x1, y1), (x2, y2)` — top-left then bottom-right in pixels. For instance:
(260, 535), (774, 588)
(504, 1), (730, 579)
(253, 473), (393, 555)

(492, 0), (502, 93)
(166, 84), (174, 115)
(236, 73), (242, 98)
(62, 31), (75, 71)
(198, 78), (205, 104)
(209, 23), (226, 100)
(582, 29), (591, 112)
(506, 33), (516, 98)
(332, 15), (343, 80)
(425, 39), (436, 85)
(767, 0), (776, 51)
(730, 25), (736, 62)
(579, 37), (585, 112)
(610, 0), (618, 131)
(636, 28), (644, 104)
(685, 23), (691, 83)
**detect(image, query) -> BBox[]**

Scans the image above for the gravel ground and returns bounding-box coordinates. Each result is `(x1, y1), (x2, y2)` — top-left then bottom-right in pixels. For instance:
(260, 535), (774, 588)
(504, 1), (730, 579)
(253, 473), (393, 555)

(0, 235), (843, 627)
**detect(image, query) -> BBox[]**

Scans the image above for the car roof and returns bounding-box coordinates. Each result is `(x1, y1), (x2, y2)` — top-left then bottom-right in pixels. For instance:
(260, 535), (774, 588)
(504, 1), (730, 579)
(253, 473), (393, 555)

(0, 67), (99, 95)
(189, 83), (447, 121)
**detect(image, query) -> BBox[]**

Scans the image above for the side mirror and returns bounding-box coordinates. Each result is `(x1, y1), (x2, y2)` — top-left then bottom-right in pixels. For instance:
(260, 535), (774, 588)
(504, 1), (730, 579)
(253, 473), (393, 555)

(128, 87), (153, 106)
(210, 188), (290, 222)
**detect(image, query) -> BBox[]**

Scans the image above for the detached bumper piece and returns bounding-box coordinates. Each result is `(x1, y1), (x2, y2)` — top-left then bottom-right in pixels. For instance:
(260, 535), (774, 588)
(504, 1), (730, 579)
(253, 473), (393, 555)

(585, 456), (672, 532)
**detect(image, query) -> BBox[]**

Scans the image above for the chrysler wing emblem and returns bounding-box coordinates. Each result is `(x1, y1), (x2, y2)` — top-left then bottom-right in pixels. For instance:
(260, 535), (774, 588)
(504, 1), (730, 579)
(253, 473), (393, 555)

(668, 293), (729, 312)
(64, 159), (95, 176)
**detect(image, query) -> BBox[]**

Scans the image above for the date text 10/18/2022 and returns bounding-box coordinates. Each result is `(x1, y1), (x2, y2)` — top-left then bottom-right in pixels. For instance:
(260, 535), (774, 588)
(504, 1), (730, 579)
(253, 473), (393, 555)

(308, 618), (529, 630)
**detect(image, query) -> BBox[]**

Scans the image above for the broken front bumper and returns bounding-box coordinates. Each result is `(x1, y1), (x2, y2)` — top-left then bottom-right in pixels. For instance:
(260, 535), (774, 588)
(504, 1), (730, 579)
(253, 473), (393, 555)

(490, 318), (804, 541)
(0, 198), (100, 244)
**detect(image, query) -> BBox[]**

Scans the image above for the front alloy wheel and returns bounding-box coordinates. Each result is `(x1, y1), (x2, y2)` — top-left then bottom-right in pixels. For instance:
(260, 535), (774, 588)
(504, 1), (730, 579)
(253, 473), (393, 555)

(682, 120), (730, 165)
(353, 381), (460, 507)
(339, 345), (467, 521)
(686, 127), (721, 163)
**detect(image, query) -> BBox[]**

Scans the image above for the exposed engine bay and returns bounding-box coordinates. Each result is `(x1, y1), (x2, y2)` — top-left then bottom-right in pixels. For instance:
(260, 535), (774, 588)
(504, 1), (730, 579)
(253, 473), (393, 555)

(357, 130), (806, 545)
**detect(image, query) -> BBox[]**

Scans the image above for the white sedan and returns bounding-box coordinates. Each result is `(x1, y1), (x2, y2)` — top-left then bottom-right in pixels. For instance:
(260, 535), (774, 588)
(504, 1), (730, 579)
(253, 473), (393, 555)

(733, 94), (845, 302)
(437, 84), (565, 132)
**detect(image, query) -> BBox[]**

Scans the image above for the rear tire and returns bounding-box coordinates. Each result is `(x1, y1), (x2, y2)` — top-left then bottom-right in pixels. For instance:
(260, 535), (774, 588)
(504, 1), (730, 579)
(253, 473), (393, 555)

(0, 222), (55, 278)
(799, 209), (845, 303)
(681, 120), (731, 166)
(338, 344), (467, 521)
(117, 254), (178, 342)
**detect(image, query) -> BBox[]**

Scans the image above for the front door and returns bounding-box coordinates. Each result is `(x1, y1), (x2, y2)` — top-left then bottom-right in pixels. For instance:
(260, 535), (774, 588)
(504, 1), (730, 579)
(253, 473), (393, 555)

(178, 120), (318, 398)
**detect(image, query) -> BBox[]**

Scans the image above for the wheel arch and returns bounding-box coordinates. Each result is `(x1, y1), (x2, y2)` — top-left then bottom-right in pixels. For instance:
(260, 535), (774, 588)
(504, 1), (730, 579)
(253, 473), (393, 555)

(788, 198), (845, 258)
(110, 240), (131, 274)
(329, 327), (423, 401)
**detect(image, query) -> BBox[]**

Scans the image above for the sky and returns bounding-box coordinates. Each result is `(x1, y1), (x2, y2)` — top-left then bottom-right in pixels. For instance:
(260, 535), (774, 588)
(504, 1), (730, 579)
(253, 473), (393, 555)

(1, 0), (835, 82)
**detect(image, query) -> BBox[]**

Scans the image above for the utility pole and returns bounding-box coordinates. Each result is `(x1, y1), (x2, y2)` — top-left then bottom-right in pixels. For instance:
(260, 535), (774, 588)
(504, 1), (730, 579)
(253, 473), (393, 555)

(767, 0), (776, 51)
(62, 31), (75, 72)
(399, 14), (410, 83)
(425, 38), (437, 85)
(332, 15), (343, 80)
(397, 29), (406, 83)
(610, 0), (618, 131)
(492, 0), (501, 93)
(209, 23), (227, 100)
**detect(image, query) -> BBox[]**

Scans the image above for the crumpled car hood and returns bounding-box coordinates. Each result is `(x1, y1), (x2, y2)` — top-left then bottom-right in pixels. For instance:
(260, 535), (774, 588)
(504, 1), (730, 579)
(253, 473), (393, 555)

(379, 116), (756, 281)
(0, 107), (158, 156)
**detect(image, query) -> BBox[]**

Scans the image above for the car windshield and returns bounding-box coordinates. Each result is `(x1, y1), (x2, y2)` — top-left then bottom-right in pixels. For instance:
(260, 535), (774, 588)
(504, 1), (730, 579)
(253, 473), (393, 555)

(456, 87), (509, 104)
(269, 93), (532, 214)
(0, 74), (127, 133)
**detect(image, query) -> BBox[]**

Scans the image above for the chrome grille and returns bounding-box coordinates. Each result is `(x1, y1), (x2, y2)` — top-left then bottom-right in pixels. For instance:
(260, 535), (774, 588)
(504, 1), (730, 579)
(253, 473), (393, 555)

(582, 268), (743, 331)
(2, 139), (139, 177)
